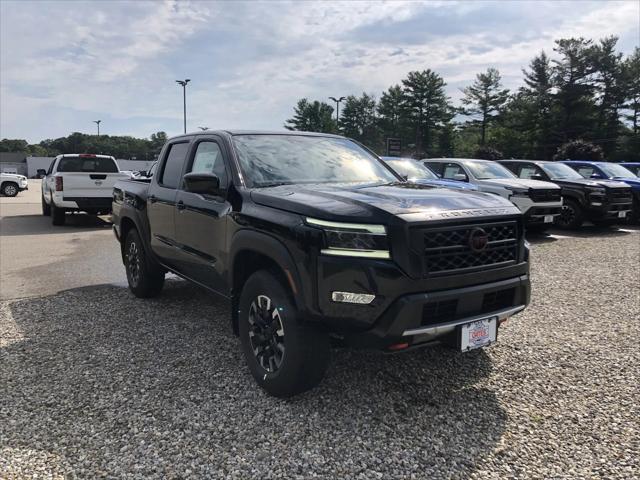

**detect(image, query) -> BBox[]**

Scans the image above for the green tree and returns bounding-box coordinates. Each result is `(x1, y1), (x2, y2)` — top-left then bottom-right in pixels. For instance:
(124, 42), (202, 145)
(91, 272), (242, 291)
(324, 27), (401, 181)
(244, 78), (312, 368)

(552, 38), (597, 142)
(0, 139), (29, 152)
(340, 93), (379, 148)
(622, 47), (640, 134)
(521, 51), (555, 159)
(377, 85), (404, 138)
(591, 36), (625, 156)
(553, 139), (604, 160)
(285, 99), (336, 133)
(461, 68), (510, 145)
(401, 69), (452, 155)
(474, 145), (504, 160)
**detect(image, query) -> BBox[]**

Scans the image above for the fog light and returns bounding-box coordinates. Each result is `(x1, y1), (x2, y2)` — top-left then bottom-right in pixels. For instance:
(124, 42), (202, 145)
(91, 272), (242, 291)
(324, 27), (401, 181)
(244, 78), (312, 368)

(591, 202), (602, 206)
(331, 291), (375, 304)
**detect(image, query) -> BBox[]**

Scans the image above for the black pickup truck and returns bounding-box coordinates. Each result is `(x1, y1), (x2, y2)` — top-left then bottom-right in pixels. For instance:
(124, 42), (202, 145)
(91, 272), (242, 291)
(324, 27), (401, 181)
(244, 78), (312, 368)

(112, 131), (531, 397)
(499, 160), (633, 228)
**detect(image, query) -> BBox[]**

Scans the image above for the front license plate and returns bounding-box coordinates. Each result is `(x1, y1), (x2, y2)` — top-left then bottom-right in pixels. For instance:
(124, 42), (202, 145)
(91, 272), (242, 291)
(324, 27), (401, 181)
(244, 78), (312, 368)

(544, 215), (554, 223)
(618, 211), (627, 218)
(460, 317), (497, 352)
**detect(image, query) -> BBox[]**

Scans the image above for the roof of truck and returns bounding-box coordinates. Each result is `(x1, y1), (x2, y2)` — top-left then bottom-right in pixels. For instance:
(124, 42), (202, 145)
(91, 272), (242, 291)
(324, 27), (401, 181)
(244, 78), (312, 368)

(169, 130), (343, 141)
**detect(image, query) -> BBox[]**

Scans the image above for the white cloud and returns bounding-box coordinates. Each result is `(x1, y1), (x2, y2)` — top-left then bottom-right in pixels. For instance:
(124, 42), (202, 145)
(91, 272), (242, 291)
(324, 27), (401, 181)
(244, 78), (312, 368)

(0, 0), (638, 142)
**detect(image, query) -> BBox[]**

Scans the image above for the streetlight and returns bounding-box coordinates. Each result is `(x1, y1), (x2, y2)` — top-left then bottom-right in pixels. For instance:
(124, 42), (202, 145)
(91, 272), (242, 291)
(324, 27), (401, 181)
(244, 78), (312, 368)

(198, 126), (209, 131)
(329, 96), (346, 129)
(176, 79), (191, 134)
(93, 120), (101, 136)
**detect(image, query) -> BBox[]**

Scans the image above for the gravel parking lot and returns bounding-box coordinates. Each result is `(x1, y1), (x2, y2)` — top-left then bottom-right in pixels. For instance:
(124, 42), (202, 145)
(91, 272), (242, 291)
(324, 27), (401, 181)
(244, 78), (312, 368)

(1, 185), (639, 479)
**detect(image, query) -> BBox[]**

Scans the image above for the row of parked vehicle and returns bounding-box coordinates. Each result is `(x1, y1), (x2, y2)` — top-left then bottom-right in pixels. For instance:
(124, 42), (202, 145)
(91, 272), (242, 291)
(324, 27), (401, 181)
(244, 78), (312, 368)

(36, 132), (639, 397)
(0, 172), (29, 197)
(382, 156), (639, 230)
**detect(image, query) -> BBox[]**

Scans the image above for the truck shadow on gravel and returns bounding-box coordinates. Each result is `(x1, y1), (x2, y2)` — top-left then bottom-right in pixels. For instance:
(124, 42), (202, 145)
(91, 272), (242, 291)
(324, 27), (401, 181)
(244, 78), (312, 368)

(0, 213), (111, 236)
(1, 280), (505, 478)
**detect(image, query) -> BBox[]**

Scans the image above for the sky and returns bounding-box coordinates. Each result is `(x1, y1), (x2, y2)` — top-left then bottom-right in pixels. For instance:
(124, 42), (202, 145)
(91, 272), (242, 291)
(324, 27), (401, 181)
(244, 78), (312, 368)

(1, 0), (639, 143)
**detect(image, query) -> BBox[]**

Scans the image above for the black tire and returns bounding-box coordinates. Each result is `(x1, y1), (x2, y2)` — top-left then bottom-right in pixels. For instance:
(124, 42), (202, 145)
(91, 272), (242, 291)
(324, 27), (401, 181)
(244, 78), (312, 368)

(42, 195), (51, 216)
(239, 270), (329, 397)
(51, 202), (66, 225)
(124, 228), (165, 298)
(1, 182), (19, 197)
(555, 198), (584, 229)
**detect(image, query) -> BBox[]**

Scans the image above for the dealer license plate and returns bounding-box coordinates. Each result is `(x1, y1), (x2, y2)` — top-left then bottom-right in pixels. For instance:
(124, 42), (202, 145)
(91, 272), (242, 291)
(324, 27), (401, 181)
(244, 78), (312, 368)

(544, 215), (554, 223)
(460, 317), (497, 352)
(618, 211), (627, 218)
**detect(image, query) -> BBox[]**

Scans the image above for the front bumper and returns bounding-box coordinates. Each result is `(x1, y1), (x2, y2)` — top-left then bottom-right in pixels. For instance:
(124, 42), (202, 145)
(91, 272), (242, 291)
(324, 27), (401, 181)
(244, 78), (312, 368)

(339, 274), (530, 349)
(525, 206), (562, 225)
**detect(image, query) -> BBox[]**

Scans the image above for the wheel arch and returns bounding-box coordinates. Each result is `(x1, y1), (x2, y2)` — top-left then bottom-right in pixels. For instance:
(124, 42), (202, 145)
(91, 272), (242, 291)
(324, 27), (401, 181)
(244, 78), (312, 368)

(229, 230), (305, 336)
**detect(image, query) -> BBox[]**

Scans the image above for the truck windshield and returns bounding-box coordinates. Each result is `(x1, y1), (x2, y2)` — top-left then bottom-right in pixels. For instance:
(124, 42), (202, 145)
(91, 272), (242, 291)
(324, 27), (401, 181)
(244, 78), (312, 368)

(540, 163), (584, 180)
(385, 159), (438, 180)
(466, 161), (515, 180)
(597, 163), (637, 178)
(57, 157), (118, 173)
(232, 135), (398, 188)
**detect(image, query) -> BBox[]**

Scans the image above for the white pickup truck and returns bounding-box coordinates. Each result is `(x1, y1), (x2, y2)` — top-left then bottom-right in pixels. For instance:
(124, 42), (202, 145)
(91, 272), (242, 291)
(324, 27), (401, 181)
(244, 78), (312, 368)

(41, 154), (129, 225)
(1, 173), (28, 197)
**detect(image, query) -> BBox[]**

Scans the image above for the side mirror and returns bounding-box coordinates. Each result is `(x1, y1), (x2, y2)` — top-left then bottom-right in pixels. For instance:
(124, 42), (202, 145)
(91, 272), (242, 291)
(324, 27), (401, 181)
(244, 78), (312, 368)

(453, 173), (467, 182)
(531, 173), (544, 181)
(183, 172), (221, 196)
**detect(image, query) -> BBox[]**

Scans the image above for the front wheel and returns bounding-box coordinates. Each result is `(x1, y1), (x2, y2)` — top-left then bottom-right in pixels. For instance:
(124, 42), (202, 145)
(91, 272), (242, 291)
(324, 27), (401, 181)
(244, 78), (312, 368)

(124, 229), (165, 298)
(239, 270), (329, 397)
(555, 198), (583, 229)
(1, 182), (19, 197)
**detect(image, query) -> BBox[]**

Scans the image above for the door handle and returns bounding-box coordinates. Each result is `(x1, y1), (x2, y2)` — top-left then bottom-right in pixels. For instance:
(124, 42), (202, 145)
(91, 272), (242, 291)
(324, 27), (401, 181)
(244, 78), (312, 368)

(177, 200), (186, 210)
(148, 195), (157, 203)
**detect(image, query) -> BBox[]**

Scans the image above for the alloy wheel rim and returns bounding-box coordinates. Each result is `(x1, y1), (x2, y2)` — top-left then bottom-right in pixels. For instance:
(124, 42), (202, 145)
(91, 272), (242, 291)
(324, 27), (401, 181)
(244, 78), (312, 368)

(248, 294), (285, 373)
(127, 241), (140, 285)
(4, 185), (17, 196)
(559, 205), (575, 226)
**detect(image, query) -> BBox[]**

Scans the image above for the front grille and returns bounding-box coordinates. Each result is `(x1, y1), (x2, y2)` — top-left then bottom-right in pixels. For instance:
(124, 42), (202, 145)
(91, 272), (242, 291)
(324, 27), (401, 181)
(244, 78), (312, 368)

(529, 188), (561, 202)
(420, 287), (516, 327)
(419, 221), (519, 276)
(482, 288), (515, 313)
(422, 299), (458, 326)
(608, 188), (633, 204)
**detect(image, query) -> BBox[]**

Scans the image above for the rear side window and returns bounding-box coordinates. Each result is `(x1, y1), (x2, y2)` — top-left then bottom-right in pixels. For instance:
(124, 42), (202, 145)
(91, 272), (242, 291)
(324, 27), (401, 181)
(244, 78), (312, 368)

(57, 157), (118, 173)
(425, 162), (443, 176)
(160, 142), (190, 188)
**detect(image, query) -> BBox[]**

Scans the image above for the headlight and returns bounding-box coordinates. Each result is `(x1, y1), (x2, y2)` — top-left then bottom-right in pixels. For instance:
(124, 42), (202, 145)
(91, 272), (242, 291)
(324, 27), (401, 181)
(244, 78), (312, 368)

(305, 217), (390, 259)
(509, 188), (530, 197)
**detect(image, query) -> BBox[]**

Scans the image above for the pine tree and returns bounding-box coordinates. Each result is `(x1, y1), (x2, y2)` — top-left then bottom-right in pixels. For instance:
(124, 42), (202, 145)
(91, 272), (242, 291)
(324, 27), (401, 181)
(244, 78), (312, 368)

(461, 68), (510, 145)
(285, 99), (336, 133)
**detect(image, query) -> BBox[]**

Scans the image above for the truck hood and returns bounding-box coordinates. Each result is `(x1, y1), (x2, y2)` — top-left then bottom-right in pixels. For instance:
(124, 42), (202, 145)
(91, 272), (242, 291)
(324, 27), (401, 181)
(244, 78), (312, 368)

(608, 177), (640, 190)
(250, 182), (519, 224)
(411, 178), (478, 190)
(478, 178), (560, 190)
(550, 178), (630, 189)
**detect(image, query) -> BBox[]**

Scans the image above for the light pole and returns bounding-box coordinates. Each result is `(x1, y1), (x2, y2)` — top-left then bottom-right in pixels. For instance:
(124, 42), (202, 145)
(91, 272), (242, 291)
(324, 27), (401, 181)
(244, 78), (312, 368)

(176, 79), (191, 133)
(93, 120), (101, 136)
(329, 96), (346, 130)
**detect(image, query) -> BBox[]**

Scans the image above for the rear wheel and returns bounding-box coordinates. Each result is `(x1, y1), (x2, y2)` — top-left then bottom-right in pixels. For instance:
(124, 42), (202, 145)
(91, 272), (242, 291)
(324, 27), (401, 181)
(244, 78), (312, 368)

(239, 270), (329, 397)
(42, 195), (51, 216)
(555, 198), (583, 229)
(124, 228), (165, 298)
(51, 203), (66, 225)
(1, 182), (18, 197)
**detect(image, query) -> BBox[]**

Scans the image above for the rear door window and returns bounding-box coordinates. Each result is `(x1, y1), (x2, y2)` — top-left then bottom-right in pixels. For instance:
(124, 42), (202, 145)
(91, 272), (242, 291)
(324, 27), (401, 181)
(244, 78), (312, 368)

(160, 142), (190, 189)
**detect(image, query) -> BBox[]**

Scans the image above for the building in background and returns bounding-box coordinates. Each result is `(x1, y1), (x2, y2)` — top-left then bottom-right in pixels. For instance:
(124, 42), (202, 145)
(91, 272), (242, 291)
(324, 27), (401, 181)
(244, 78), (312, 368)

(0, 152), (28, 175)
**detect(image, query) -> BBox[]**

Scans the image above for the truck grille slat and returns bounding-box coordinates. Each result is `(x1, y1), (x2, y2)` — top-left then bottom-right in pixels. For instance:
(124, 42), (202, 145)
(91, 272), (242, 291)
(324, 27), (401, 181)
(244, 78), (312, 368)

(529, 189), (561, 202)
(417, 221), (520, 276)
